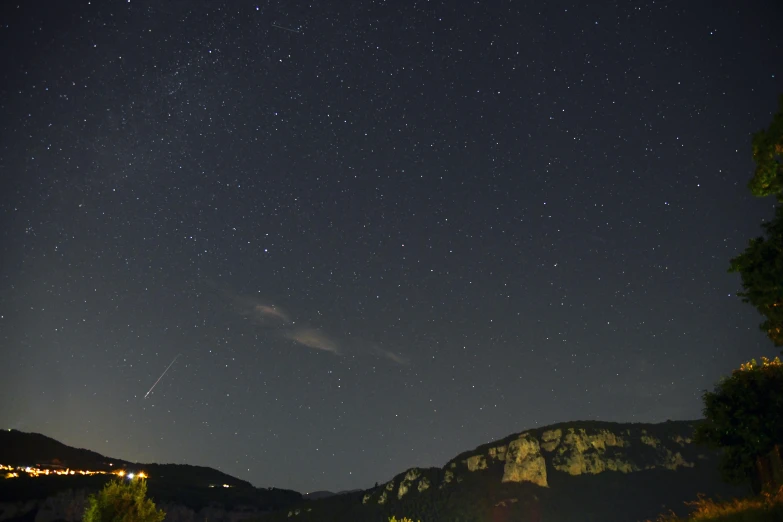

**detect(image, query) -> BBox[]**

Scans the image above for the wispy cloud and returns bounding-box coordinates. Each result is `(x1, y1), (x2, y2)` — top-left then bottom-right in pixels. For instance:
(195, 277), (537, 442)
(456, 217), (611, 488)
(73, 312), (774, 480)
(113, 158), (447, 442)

(253, 304), (291, 323)
(224, 294), (293, 327)
(370, 344), (409, 365)
(232, 296), (291, 326)
(205, 280), (408, 363)
(205, 281), (291, 326)
(285, 328), (340, 355)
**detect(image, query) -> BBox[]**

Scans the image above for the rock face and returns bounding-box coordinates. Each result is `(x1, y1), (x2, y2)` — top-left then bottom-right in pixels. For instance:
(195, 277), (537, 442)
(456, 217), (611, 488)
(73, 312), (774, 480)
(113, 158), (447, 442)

(396, 469), (421, 500)
(502, 434), (547, 486)
(466, 455), (487, 471)
(267, 420), (744, 522)
(449, 424), (697, 487)
(361, 419), (712, 506)
(550, 428), (634, 476)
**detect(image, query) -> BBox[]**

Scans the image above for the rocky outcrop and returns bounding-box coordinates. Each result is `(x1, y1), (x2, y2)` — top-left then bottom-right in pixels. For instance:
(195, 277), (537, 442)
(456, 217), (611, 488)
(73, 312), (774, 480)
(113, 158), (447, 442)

(487, 445), (507, 461)
(540, 429), (562, 452)
(550, 428), (635, 476)
(501, 434), (547, 486)
(466, 455), (487, 471)
(397, 469), (421, 500)
(361, 422), (704, 506)
(447, 422), (698, 488)
(291, 420), (743, 522)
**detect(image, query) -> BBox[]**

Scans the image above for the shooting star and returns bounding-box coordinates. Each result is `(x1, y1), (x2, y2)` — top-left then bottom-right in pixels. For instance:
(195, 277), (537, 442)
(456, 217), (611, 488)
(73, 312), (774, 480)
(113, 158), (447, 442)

(144, 354), (181, 399)
(271, 23), (300, 33)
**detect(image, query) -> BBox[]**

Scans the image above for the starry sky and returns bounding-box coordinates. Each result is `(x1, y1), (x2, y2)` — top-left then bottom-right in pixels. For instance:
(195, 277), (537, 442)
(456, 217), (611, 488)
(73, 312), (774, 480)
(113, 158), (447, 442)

(0, 0), (781, 494)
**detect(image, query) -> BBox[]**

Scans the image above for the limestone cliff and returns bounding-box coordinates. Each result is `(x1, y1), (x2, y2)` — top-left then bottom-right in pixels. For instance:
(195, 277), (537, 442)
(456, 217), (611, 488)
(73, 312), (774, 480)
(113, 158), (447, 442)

(359, 419), (713, 505)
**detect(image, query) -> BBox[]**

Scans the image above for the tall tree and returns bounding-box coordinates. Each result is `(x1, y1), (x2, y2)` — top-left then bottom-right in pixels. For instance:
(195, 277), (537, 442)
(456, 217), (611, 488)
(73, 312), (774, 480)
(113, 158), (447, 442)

(696, 95), (783, 494)
(730, 94), (783, 347)
(83, 476), (165, 522)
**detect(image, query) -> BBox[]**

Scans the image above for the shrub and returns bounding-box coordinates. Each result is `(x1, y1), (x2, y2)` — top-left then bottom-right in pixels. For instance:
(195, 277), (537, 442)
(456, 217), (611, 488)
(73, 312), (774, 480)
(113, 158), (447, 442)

(83, 477), (165, 522)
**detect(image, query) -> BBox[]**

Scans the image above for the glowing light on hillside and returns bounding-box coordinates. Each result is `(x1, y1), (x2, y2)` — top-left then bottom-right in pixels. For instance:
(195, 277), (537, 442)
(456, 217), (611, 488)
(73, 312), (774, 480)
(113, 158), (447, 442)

(1, 464), (150, 480)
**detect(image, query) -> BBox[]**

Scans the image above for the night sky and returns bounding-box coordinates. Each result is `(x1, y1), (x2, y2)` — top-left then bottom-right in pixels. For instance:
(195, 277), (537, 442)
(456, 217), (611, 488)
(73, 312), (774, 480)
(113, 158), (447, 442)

(1, 0), (781, 494)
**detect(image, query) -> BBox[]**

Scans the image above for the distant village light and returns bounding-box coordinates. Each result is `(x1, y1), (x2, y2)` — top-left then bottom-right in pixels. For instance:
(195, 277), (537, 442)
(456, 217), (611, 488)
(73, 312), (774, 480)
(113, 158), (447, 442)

(1, 464), (150, 480)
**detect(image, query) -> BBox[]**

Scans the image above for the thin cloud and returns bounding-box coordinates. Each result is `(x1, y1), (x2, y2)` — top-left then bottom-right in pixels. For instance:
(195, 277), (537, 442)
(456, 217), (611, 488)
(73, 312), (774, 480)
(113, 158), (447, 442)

(253, 304), (291, 323)
(370, 344), (409, 365)
(286, 328), (339, 355)
(204, 280), (408, 363)
(204, 281), (291, 326)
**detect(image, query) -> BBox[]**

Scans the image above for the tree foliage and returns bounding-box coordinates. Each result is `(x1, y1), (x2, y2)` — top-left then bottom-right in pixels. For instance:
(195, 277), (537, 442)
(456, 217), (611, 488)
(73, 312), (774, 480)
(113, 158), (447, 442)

(748, 94), (783, 200)
(83, 477), (166, 522)
(694, 357), (783, 493)
(730, 95), (783, 347)
(729, 205), (783, 346)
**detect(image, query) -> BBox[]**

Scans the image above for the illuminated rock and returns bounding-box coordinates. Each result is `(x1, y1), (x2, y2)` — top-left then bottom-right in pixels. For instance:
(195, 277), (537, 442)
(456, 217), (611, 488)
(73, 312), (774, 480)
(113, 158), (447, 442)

(397, 468), (421, 499)
(466, 455), (487, 471)
(501, 434), (547, 487)
(488, 445), (507, 461)
(552, 428), (634, 475)
(540, 429), (562, 452)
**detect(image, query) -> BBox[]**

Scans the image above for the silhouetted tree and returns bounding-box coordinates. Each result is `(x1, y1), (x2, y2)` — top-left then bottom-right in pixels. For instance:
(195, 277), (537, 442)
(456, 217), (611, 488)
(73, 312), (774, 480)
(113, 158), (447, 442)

(731, 94), (783, 347)
(729, 206), (783, 346)
(694, 357), (783, 493)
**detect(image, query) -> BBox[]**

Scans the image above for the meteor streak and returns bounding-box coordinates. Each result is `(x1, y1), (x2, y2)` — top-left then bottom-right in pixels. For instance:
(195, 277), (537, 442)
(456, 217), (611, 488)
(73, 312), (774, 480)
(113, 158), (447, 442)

(271, 23), (300, 33)
(144, 354), (181, 399)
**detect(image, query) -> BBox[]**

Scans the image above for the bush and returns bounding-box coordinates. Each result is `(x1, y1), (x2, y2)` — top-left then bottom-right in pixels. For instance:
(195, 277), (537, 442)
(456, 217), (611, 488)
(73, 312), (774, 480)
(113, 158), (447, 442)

(83, 477), (165, 522)
(694, 357), (783, 493)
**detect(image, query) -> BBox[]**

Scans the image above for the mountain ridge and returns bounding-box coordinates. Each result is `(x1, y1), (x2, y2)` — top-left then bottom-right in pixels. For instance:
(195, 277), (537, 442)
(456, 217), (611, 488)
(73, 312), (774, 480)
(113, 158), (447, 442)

(0, 429), (252, 489)
(0, 420), (748, 522)
(0, 429), (301, 522)
(261, 418), (746, 522)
